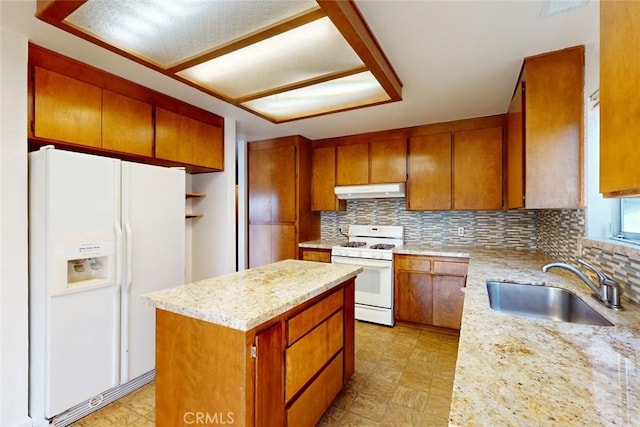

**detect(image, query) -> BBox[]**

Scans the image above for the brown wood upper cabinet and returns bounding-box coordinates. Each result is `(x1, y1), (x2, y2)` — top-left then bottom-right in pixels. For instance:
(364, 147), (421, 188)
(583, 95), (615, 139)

(312, 145), (345, 212)
(454, 127), (503, 210)
(600, 1), (640, 197)
(29, 44), (224, 173)
(407, 126), (503, 211)
(506, 45), (584, 209)
(155, 107), (223, 170)
(407, 133), (452, 211)
(33, 67), (103, 148)
(336, 138), (407, 185)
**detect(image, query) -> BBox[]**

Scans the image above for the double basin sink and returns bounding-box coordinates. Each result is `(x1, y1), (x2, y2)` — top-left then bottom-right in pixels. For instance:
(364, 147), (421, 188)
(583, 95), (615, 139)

(486, 281), (613, 327)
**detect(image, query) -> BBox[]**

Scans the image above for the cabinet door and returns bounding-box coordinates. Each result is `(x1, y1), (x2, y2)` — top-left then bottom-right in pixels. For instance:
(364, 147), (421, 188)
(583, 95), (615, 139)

(370, 138), (407, 183)
(453, 127), (503, 210)
(407, 133), (452, 211)
(249, 224), (297, 268)
(192, 119), (223, 170)
(600, 1), (640, 196)
(102, 90), (153, 156)
(255, 322), (284, 427)
(506, 78), (525, 209)
(525, 47), (582, 207)
(336, 143), (369, 185)
(432, 275), (465, 330)
(155, 107), (192, 164)
(248, 147), (273, 224)
(395, 271), (433, 324)
(33, 67), (102, 147)
(271, 146), (297, 223)
(312, 146), (343, 211)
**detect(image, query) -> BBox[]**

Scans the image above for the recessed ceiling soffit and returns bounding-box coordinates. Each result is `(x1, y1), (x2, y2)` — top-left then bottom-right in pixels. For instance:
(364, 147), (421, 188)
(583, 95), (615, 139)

(35, 0), (403, 123)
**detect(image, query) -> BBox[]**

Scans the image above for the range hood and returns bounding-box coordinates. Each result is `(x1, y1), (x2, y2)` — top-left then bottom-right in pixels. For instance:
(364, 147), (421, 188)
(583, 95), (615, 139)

(334, 183), (406, 200)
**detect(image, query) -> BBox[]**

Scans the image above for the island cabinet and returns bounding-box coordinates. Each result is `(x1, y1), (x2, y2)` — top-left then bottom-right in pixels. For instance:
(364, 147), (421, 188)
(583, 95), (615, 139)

(335, 137), (407, 185)
(28, 43), (224, 173)
(147, 262), (358, 427)
(394, 254), (468, 331)
(298, 247), (332, 263)
(248, 136), (320, 268)
(506, 45), (584, 208)
(600, 1), (640, 197)
(407, 125), (503, 211)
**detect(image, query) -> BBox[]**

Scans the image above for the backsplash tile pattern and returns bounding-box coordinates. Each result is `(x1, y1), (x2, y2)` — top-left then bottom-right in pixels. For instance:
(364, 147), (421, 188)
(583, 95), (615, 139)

(580, 238), (640, 305)
(321, 199), (538, 248)
(321, 201), (640, 305)
(537, 209), (585, 261)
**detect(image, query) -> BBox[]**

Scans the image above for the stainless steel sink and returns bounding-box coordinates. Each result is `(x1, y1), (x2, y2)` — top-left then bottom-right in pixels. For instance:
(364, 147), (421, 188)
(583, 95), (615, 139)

(486, 281), (614, 326)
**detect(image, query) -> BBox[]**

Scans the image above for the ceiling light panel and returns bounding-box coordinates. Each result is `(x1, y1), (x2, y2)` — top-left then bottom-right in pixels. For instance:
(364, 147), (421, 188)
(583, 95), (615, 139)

(242, 71), (390, 121)
(177, 17), (364, 99)
(64, 0), (319, 68)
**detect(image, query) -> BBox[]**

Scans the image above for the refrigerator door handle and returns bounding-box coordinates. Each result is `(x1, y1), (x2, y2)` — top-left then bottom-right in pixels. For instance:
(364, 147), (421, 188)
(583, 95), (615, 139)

(115, 222), (124, 292)
(124, 221), (133, 293)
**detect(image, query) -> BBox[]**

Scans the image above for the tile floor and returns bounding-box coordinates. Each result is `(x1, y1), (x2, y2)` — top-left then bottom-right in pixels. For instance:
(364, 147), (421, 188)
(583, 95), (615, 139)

(73, 321), (459, 426)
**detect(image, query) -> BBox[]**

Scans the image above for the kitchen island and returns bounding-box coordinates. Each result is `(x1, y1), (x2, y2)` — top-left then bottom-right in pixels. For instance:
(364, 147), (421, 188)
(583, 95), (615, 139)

(143, 259), (361, 427)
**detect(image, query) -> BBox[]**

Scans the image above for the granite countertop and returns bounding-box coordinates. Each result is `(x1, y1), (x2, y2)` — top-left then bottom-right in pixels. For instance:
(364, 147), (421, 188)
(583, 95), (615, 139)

(298, 240), (639, 425)
(298, 239), (346, 250)
(142, 259), (362, 331)
(445, 247), (639, 427)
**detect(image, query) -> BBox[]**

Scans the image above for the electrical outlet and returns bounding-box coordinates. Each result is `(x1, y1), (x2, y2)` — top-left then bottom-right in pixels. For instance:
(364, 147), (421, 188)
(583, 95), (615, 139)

(457, 227), (465, 237)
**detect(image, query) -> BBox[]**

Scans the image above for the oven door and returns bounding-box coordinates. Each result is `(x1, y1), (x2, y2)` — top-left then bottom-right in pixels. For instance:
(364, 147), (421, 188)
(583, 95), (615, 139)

(331, 255), (393, 308)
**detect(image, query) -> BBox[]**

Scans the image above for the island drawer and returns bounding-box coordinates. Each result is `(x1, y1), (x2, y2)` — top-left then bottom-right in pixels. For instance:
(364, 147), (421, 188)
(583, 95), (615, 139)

(287, 288), (343, 345)
(287, 351), (343, 426)
(285, 310), (343, 402)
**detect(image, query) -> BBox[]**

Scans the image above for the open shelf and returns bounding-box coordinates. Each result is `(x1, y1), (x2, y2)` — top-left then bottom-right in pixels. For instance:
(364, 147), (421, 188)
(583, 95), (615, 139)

(186, 192), (206, 199)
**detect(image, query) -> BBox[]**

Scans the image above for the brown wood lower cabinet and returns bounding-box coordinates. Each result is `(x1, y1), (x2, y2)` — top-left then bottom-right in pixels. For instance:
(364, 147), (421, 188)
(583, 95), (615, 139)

(298, 247), (332, 263)
(155, 279), (355, 426)
(394, 254), (468, 331)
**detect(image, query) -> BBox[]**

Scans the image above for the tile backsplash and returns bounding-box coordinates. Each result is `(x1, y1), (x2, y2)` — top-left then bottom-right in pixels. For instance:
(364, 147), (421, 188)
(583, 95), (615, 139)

(321, 199), (540, 248)
(321, 200), (640, 304)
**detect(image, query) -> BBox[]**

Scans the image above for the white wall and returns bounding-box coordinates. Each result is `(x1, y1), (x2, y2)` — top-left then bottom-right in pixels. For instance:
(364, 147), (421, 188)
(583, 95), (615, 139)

(0, 24), (31, 427)
(583, 38), (615, 239)
(191, 119), (238, 280)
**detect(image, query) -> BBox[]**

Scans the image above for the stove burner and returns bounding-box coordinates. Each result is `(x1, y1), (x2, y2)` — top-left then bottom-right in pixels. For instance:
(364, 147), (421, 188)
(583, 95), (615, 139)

(342, 241), (367, 248)
(370, 243), (396, 250)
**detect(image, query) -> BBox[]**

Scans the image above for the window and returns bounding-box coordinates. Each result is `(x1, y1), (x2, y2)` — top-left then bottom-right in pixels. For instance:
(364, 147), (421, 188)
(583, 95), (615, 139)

(619, 199), (640, 241)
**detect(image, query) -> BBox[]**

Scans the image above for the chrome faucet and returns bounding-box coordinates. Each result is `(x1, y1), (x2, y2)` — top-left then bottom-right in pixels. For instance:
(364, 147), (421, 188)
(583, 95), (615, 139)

(542, 258), (624, 311)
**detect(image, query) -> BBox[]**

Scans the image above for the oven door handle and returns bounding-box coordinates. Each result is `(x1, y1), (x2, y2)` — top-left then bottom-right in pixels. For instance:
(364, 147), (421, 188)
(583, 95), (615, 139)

(331, 256), (391, 269)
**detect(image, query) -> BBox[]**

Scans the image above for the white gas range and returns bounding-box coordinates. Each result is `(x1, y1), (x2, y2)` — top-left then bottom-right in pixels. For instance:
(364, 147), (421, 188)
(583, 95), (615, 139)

(331, 225), (403, 326)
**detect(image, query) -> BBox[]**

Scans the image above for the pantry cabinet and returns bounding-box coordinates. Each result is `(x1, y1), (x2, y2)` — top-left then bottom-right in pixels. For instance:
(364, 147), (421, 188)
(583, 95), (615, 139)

(248, 136), (320, 268)
(506, 45), (583, 208)
(600, 1), (640, 196)
(394, 254), (468, 331)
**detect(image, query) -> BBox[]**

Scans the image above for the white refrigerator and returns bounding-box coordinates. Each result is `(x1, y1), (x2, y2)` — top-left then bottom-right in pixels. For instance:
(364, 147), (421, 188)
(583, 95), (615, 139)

(29, 147), (185, 425)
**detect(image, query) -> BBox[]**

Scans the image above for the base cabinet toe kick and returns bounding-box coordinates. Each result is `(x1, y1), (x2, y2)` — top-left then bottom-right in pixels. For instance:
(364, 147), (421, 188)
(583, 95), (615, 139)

(154, 278), (356, 427)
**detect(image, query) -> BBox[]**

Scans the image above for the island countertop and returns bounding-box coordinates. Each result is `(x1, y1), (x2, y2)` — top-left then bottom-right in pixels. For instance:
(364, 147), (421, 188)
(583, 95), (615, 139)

(142, 259), (362, 331)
